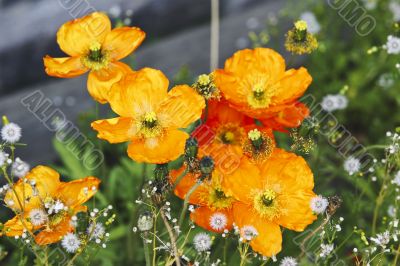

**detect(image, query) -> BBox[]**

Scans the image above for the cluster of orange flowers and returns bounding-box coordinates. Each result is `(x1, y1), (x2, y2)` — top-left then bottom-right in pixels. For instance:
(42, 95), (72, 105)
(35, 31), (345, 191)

(2, 166), (100, 245)
(43, 12), (318, 257)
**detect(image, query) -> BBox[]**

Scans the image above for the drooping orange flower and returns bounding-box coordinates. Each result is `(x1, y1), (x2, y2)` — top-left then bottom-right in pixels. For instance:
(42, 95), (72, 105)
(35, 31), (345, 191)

(214, 48), (312, 130)
(2, 166), (100, 245)
(193, 100), (275, 168)
(170, 166), (243, 233)
(91, 68), (205, 164)
(44, 12), (145, 103)
(222, 148), (317, 257)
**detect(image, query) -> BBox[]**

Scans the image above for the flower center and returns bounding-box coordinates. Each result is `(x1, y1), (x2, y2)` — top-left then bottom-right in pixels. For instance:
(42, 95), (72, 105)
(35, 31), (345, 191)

(247, 80), (276, 109)
(82, 42), (109, 71)
(243, 129), (274, 161)
(208, 188), (234, 210)
(137, 112), (162, 138)
(253, 189), (280, 220)
(216, 123), (245, 146)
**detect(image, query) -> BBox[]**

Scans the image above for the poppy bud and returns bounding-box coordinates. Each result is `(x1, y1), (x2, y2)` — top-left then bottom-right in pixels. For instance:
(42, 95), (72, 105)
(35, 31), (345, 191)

(154, 163), (169, 181)
(184, 137), (199, 160)
(199, 156), (214, 178)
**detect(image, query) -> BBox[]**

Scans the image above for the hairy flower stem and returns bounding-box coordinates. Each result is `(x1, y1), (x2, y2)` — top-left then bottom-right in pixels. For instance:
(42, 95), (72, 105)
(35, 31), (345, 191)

(178, 181), (202, 228)
(393, 244), (400, 266)
(160, 208), (181, 266)
(299, 214), (332, 258)
(143, 236), (151, 266)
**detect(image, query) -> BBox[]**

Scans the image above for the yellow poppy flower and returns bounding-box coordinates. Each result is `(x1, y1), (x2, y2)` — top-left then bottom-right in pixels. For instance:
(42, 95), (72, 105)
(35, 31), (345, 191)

(2, 166), (100, 245)
(43, 12), (145, 103)
(222, 149), (317, 257)
(91, 68), (205, 164)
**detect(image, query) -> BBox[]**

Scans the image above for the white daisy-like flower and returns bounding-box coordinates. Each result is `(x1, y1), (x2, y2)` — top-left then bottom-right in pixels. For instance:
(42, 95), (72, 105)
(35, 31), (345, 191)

(300, 11), (320, 34)
(390, 1), (400, 21)
(371, 231), (390, 247)
(321, 95), (337, 112)
(320, 243), (334, 258)
(45, 199), (65, 215)
(388, 205), (397, 218)
(11, 158), (30, 178)
(335, 95), (348, 110)
(321, 94), (348, 112)
(87, 222), (106, 240)
(344, 156), (361, 175)
(310, 195), (329, 214)
(386, 35), (400, 54)
(378, 73), (395, 89)
(193, 233), (212, 252)
(392, 171), (400, 186)
(279, 256), (298, 266)
(61, 233), (81, 253)
(1, 123), (22, 143)
(240, 225), (258, 241)
(209, 212), (228, 231)
(29, 209), (47, 226)
(0, 151), (7, 167)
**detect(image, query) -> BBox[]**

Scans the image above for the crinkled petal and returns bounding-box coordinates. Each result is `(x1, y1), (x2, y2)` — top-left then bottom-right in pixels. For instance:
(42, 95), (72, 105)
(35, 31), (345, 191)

(158, 85), (205, 129)
(274, 67), (312, 103)
(91, 117), (136, 143)
(43, 56), (88, 78)
(35, 217), (73, 245)
(57, 177), (100, 208)
(108, 68), (169, 117)
(233, 202), (282, 257)
(87, 61), (133, 103)
(221, 158), (262, 203)
(104, 27), (145, 60)
(259, 148), (314, 193)
(57, 12), (111, 56)
(127, 129), (188, 163)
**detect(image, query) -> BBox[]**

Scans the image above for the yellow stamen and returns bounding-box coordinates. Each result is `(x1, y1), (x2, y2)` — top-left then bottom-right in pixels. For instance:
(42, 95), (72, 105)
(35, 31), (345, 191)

(247, 79), (277, 109)
(248, 129), (261, 141)
(197, 74), (211, 86)
(253, 189), (280, 220)
(144, 112), (157, 123)
(295, 20), (308, 31)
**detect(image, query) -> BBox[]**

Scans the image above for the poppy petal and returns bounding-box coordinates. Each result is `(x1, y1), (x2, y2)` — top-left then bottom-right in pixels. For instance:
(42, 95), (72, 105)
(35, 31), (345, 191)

(233, 202), (282, 257)
(108, 68), (169, 117)
(104, 27), (145, 60)
(35, 217), (73, 245)
(87, 61), (133, 103)
(190, 206), (234, 233)
(127, 129), (188, 163)
(158, 85), (205, 129)
(57, 12), (111, 56)
(91, 117), (136, 143)
(57, 177), (101, 208)
(43, 56), (88, 78)
(274, 67), (312, 104)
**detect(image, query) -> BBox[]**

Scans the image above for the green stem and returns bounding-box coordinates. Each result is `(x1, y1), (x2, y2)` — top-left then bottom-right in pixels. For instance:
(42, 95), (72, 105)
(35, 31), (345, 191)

(178, 181), (202, 227)
(172, 167), (188, 190)
(143, 236), (151, 266)
(160, 208), (181, 266)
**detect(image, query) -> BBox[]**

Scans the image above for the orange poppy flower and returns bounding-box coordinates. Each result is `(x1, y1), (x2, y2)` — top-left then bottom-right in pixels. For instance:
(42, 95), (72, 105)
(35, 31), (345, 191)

(193, 100), (275, 168)
(222, 148), (317, 257)
(170, 166), (237, 233)
(44, 12), (145, 103)
(214, 48), (312, 129)
(2, 166), (100, 245)
(91, 68), (205, 164)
